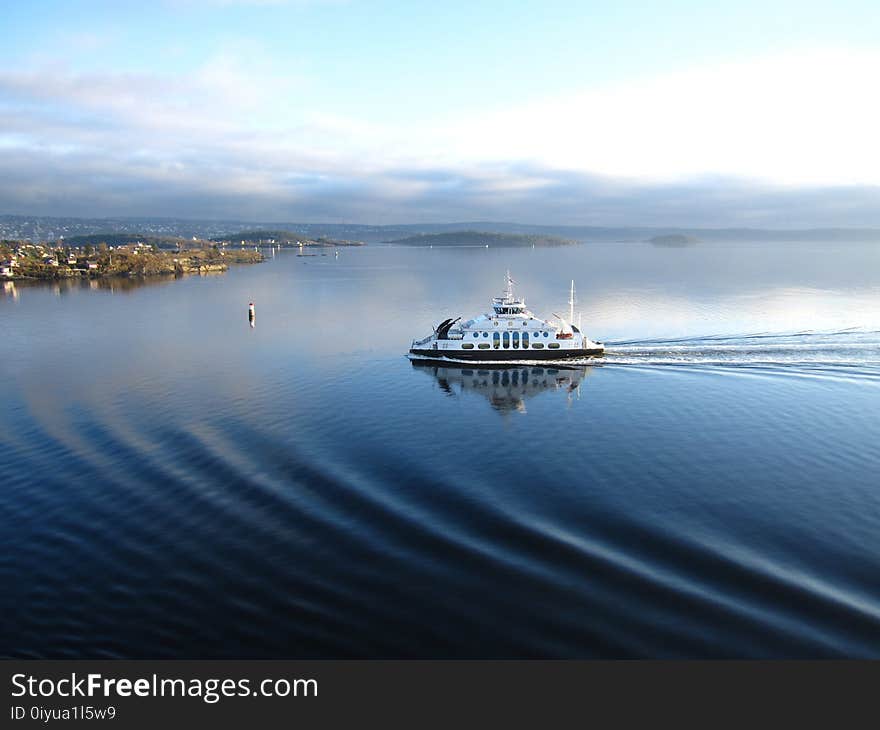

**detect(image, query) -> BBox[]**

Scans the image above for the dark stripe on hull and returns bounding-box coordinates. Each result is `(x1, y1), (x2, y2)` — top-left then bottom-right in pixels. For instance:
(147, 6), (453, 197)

(409, 347), (604, 362)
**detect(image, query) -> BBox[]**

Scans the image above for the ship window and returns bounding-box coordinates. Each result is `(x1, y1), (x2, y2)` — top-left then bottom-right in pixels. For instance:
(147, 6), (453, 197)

(548, 342), (560, 349)
(483, 332), (488, 337)
(502, 332), (510, 348)
(462, 343), (474, 349)
(543, 331), (549, 338)
(522, 332), (529, 347)
(473, 332), (479, 338)
(532, 343), (544, 349)
(512, 331), (519, 348)
(478, 343), (491, 349)
(493, 332), (500, 349)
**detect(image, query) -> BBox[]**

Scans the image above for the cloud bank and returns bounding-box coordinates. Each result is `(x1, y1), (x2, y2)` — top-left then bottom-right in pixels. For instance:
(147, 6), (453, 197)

(2, 48), (880, 225)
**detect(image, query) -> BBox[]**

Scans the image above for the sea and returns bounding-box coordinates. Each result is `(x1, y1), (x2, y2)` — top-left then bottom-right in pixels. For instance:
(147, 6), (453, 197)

(2, 239), (879, 658)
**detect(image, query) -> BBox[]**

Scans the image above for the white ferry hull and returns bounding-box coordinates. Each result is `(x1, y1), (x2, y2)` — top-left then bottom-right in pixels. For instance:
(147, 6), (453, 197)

(409, 345), (604, 362)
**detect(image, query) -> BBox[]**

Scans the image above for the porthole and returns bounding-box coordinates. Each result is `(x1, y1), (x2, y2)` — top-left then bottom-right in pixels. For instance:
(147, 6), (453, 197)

(462, 343), (475, 349)
(543, 332), (549, 338)
(532, 343), (544, 349)
(478, 343), (491, 349)
(483, 332), (488, 337)
(548, 343), (560, 349)
(473, 332), (479, 338)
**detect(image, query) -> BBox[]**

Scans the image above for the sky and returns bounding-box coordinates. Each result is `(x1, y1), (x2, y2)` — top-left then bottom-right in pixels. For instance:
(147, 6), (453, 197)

(3, 0), (880, 226)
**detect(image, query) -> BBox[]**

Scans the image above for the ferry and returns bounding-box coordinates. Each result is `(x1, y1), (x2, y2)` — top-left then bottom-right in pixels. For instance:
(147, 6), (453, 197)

(409, 274), (604, 362)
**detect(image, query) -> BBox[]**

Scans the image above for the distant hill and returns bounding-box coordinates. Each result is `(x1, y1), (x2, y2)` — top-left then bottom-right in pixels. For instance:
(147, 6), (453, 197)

(214, 229), (309, 244)
(8, 214), (880, 245)
(649, 233), (700, 246)
(211, 229), (364, 246)
(63, 233), (190, 249)
(385, 231), (578, 247)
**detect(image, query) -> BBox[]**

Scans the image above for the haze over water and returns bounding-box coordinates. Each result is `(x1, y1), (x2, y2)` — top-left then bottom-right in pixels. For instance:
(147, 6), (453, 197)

(2, 239), (880, 658)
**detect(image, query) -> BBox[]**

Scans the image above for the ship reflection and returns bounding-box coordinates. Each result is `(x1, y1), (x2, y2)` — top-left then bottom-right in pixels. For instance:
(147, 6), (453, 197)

(411, 361), (592, 414)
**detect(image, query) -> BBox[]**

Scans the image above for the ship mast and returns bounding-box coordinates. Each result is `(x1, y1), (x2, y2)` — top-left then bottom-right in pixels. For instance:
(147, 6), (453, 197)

(569, 280), (575, 325)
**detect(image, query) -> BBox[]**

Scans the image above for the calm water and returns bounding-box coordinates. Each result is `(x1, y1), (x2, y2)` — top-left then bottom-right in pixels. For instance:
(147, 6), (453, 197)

(2, 241), (880, 658)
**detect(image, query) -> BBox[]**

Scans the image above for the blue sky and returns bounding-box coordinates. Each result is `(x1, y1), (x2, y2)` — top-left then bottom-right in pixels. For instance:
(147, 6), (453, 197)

(3, 0), (880, 224)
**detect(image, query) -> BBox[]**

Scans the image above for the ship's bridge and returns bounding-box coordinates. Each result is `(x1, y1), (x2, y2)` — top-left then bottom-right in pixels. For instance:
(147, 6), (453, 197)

(491, 296), (527, 315)
(492, 272), (530, 316)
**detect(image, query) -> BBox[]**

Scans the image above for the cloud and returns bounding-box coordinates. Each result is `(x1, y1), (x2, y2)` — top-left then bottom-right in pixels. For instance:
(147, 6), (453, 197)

(433, 47), (880, 187)
(2, 48), (880, 224)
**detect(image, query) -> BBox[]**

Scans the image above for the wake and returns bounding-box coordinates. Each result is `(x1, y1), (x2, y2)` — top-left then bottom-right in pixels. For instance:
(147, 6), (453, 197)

(602, 327), (880, 372)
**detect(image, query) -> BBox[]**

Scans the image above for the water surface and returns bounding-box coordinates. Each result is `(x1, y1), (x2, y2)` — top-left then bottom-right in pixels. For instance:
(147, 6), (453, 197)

(2, 241), (879, 658)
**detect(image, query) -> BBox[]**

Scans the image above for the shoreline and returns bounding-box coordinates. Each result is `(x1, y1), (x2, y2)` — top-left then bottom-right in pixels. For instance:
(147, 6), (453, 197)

(2, 247), (264, 282)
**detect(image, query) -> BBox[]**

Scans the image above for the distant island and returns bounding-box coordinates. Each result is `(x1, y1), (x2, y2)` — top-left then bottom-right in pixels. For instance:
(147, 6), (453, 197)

(211, 229), (365, 247)
(385, 231), (578, 247)
(649, 234), (700, 247)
